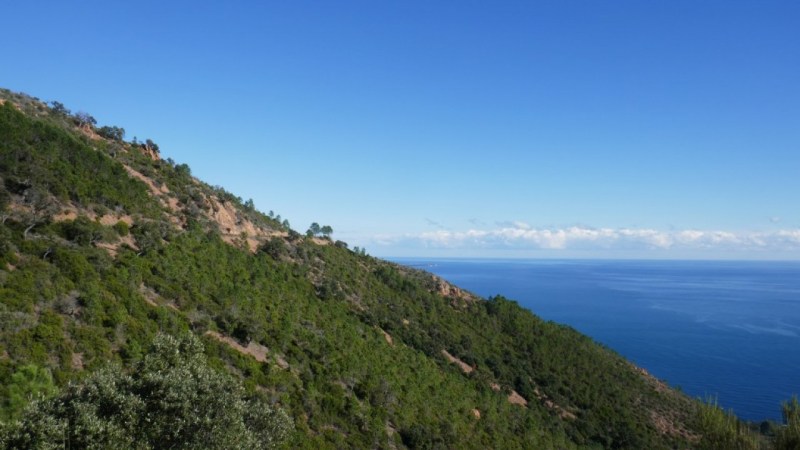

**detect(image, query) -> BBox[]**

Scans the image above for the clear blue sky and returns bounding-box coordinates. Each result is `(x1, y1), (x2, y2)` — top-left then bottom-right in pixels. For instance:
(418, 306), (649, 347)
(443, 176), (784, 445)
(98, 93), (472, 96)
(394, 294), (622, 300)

(3, 1), (799, 258)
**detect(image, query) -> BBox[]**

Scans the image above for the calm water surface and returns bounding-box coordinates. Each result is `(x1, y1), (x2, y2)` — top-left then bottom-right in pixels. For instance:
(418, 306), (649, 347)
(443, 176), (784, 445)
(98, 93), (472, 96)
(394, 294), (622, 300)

(391, 258), (800, 421)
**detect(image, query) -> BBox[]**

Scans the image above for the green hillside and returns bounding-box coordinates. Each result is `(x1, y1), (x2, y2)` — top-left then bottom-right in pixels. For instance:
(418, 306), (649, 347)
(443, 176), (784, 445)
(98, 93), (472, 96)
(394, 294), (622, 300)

(0, 88), (792, 449)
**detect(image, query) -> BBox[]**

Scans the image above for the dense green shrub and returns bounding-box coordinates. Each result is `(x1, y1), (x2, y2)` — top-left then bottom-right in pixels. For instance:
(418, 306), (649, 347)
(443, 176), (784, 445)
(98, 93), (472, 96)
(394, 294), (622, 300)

(113, 219), (130, 236)
(0, 334), (292, 449)
(97, 125), (125, 141)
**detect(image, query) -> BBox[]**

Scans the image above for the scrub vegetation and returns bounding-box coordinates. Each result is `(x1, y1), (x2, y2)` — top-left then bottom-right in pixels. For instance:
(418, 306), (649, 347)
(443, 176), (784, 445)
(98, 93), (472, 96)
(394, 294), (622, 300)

(0, 89), (793, 448)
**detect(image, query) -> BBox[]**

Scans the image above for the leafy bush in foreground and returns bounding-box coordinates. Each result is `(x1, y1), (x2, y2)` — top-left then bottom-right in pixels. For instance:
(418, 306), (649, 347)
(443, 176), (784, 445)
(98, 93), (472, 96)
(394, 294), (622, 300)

(0, 334), (293, 449)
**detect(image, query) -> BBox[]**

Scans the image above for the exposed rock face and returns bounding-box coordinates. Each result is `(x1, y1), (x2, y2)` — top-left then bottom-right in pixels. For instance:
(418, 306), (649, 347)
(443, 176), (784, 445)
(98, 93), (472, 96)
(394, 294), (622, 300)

(431, 275), (478, 305)
(121, 161), (289, 252)
(433, 276), (464, 298)
(141, 145), (160, 161)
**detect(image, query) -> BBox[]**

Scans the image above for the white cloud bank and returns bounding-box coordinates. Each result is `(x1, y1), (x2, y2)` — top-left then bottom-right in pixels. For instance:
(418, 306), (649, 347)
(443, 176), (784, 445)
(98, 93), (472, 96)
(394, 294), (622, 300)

(367, 223), (800, 258)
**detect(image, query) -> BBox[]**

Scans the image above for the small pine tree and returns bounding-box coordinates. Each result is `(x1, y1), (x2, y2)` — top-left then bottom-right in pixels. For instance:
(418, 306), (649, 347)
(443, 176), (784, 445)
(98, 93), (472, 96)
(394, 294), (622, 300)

(307, 222), (321, 237)
(0, 364), (57, 421)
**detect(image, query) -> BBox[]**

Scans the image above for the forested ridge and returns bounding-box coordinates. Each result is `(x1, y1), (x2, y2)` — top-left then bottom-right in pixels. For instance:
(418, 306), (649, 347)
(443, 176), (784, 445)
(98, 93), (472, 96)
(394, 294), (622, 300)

(0, 88), (796, 449)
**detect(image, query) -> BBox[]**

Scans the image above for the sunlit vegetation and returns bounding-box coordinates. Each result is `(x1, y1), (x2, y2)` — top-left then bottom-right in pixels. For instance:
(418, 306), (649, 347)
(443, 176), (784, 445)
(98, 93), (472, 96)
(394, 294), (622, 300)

(693, 397), (762, 449)
(0, 88), (796, 448)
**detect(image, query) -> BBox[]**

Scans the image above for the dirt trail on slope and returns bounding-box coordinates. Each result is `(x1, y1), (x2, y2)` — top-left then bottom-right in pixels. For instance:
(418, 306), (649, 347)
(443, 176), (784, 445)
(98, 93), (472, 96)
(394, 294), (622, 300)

(205, 331), (289, 369)
(441, 349), (473, 374)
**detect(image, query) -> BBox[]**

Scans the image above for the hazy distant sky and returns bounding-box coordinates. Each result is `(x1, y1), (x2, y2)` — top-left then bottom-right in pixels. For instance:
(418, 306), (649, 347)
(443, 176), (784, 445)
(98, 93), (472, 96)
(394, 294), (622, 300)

(3, 1), (799, 258)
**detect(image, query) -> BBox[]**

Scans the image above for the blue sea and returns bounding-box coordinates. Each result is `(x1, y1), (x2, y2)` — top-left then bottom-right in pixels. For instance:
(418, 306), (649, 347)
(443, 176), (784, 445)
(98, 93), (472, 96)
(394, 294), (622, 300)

(391, 258), (800, 422)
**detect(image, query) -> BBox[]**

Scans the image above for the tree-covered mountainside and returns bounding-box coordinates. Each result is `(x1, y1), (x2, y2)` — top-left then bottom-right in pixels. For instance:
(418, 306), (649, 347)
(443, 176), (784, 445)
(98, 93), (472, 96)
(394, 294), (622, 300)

(0, 88), (794, 449)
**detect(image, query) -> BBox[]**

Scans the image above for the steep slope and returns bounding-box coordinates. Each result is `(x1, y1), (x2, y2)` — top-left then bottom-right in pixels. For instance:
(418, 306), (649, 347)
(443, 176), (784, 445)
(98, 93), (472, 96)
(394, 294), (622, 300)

(0, 89), (761, 449)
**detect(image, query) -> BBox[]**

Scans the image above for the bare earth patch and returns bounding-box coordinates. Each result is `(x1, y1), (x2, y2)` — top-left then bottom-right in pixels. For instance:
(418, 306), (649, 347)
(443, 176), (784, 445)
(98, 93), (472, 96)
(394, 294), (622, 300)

(71, 353), (84, 370)
(94, 242), (119, 257)
(121, 164), (189, 226)
(634, 365), (670, 393)
(206, 196), (287, 252)
(508, 390), (528, 407)
(99, 213), (133, 226)
(54, 207), (134, 228)
(380, 328), (394, 346)
(533, 387), (577, 420)
(310, 237), (332, 246)
(441, 349), (473, 374)
(53, 209), (79, 222)
(139, 283), (163, 308)
(205, 331), (289, 369)
(124, 165), (169, 195)
(78, 126), (102, 141)
(650, 410), (699, 442)
(633, 364), (698, 441)
(166, 196), (181, 213)
(205, 331), (269, 362)
(94, 235), (137, 258)
(122, 164), (181, 220)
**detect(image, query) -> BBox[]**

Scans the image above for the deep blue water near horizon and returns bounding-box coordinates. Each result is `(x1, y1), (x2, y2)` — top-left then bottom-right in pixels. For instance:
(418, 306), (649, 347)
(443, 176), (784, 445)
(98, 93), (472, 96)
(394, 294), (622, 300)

(390, 258), (800, 422)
